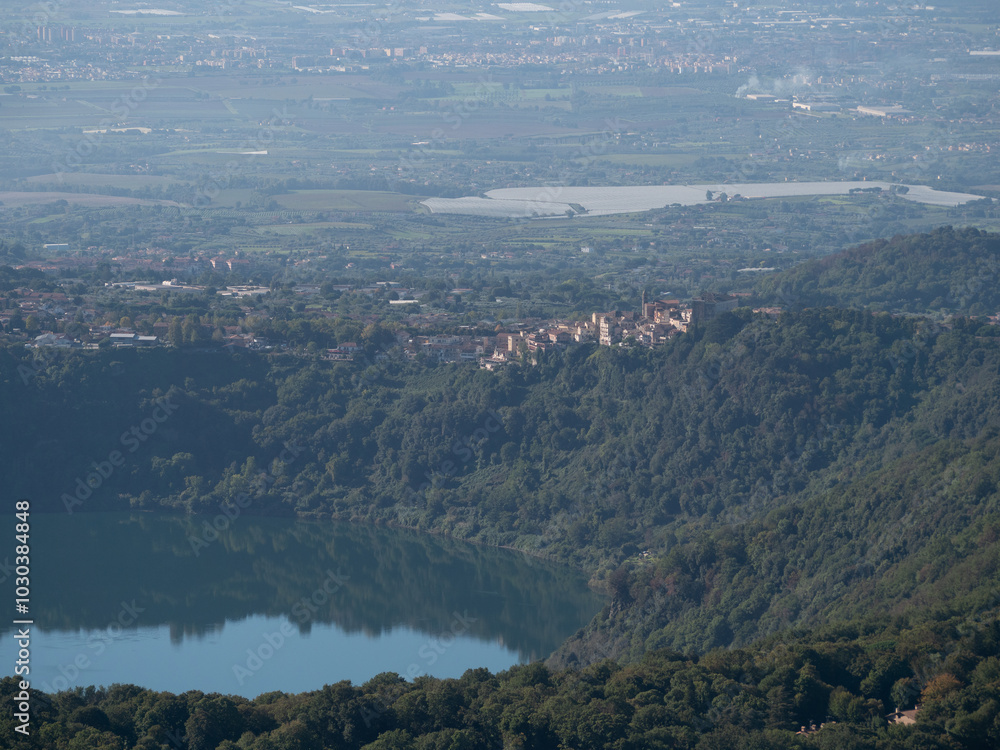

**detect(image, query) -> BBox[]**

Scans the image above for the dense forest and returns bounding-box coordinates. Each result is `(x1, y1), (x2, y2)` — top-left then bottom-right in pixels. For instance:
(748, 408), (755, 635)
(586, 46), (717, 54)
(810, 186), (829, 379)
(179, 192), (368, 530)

(5, 229), (1000, 747)
(756, 226), (1000, 315)
(5, 306), (1000, 645)
(3, 615), (998, 749)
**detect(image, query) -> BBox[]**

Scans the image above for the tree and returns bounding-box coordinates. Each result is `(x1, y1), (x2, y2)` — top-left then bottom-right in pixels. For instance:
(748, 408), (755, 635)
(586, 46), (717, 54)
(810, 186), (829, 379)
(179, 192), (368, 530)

(890, 677), (919, 709)
(766, 685), (794, 729)
(361, 729), (414, 749)
(182, 314), (208, 346)
(168, 318), (184, 346)
(921, 673), (962, 703)
(184, 696), (245, 750)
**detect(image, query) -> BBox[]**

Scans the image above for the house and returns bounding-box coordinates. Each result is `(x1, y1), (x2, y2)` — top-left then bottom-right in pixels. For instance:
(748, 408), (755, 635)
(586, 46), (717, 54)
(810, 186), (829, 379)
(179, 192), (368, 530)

(32, 333), (77, 348)
(886, 707), (920, 726)
(324, 347), (358, 361)
(642, 298), (681, 320)
(595, 313), (619, 346)
(525, 332), (554, 353)
(496, 332), (523, 353)
(110, 332), (138, 346)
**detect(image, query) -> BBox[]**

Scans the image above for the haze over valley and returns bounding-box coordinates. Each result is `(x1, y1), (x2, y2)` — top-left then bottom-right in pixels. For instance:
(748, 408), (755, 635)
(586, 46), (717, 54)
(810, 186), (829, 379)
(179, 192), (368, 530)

(1, 2), (1000, 748)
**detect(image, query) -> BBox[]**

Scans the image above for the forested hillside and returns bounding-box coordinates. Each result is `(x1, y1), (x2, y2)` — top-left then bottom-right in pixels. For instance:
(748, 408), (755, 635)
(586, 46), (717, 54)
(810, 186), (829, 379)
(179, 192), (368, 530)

(5, 305), (1000, 653)
(756, 226), (1000, 315)
(6, 229), (1000, 748)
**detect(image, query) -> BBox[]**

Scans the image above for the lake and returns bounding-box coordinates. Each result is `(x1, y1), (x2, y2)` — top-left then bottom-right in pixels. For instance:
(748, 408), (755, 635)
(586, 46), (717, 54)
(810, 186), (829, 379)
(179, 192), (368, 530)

(0, 513), (603, 698)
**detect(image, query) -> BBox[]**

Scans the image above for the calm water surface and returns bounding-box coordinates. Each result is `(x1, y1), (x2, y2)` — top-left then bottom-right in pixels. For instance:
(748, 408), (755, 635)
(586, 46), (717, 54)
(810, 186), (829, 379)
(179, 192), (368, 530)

(0, 513), (603, 698)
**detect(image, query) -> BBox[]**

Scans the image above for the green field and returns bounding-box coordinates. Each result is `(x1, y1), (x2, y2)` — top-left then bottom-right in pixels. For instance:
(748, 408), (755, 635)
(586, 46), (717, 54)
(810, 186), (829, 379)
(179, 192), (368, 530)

(187, 75), (403, 101)
(0, 93), (236, 129)
(0, 191), (173, 207)
(592, 154), (714, 167)
(274, 190), (417, 212)
(263, 221), (375, 234)
(580, 85), (644, 97)
(27, 173), (188, 188)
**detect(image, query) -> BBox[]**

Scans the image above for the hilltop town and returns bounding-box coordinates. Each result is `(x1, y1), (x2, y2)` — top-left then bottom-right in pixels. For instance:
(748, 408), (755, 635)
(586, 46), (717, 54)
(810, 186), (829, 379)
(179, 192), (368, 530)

(4, 254), (740, 368)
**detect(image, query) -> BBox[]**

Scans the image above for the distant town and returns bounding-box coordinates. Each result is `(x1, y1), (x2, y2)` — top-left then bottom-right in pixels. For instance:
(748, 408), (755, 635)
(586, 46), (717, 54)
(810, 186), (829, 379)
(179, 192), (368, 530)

(6, 259), (742, 368)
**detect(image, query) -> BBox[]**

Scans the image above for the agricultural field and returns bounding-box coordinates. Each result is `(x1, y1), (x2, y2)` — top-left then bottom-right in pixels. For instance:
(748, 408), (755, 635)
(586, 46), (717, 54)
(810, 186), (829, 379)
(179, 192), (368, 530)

(261, 221), (374, 234)
(26, 173), (189, 189)
(274, 190), (417, 212)
(0, 191), (176, 207)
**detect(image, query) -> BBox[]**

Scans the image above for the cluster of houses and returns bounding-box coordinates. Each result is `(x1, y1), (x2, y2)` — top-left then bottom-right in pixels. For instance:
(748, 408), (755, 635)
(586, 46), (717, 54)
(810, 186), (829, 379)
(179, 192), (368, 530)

(480, 293), (738, 369)
(319, 293), (742, 369)
(796, 705), (920, 737)
(794, 705), (919, 737)
(2, 288), (75, 332)
(29, 331), (159, 349)
(107, 280), (270, 297)
(25, 288), (743, 364)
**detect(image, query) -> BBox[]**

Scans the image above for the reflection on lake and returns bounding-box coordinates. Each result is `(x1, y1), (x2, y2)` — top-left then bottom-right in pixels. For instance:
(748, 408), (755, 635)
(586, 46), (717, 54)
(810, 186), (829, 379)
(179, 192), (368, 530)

(0, 513), (603, 697)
